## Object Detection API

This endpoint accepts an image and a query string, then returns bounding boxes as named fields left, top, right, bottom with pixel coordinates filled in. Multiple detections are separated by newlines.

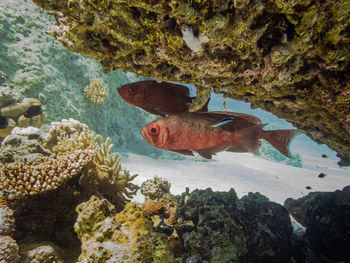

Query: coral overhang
left=32, top=0, right=350, bottom=164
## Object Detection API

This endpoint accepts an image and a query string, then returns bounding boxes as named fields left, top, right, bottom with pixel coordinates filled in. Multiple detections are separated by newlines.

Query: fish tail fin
left=261, top=129, right=298, bottom=157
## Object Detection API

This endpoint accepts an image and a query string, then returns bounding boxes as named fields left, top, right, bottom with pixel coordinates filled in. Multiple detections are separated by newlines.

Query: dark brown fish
left=141, top=111, right=298, bottom=159
left=24, top=105, right=42, bottom=118
left=0, top=115, right=8, bottom=129
left=117, top=80, right=208, bottom=116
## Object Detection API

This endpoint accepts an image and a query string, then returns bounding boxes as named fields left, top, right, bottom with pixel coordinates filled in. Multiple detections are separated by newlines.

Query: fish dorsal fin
left=161, top=81, right=190, bottom=97
left=209, top=117, right=235, bottom=127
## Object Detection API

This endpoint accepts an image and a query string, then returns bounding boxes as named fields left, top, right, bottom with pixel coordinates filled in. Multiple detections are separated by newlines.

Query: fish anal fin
left=196, top=140, right=232, bottom=159
left=261, top=129, right=298, bottom=157
left=171, top=149, right=194, bottom=156
left=196, top=150, right=213, bottom=159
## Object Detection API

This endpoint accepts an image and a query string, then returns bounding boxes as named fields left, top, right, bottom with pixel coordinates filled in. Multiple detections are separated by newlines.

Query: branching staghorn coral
left=81, top=137, right=139, bottom=211
left=83, top=78, right=108, bottom=104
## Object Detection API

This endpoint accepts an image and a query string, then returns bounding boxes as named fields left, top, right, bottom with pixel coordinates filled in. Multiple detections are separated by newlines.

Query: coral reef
left=0, top=127, right=51, bottom=164
left=80, top=137, right=139, bottom=211
left=141, top=176, right=171, bottom=200
left=0, top=148, right=93, bottom=199
left=0, top=81, right=45, bottom=138
left=0, top=119, right=141, bottom=262
left=0, top=204, right=15, bottom=236
left=43, top=118, right=98, bottom=151
left=0, top=235, right=20, bottom=263
left=20, top=242, right=65, bottom=263
left=175, top=188, right=293, bottom=262
left=74, top=195, right=173, bottom=262
left=284, top=186, right=350, bottom=262
left=0, top=0, right=171, bottom=158
left=0, top=96, right=46, bottom=133
left=83, top=78, right=109, bottom=104
left=31, top=0, right=350, bottom=164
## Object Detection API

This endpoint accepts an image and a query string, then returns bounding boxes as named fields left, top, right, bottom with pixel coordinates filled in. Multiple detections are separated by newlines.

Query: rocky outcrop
left=284, top=186, right=350, bottom=262
left=30, top=0, right=350, bottom=164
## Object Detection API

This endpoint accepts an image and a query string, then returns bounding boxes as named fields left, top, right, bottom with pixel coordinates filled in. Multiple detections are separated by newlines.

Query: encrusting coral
left=31, top=0, right=350, bottom=164
left=74, top=195, right=173, bottom=263
left=83, top=78, right=109, bottom=104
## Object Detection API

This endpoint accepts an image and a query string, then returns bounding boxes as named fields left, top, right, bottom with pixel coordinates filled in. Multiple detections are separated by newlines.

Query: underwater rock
left=141, top=176, right=171, bottom=200
left=0, top=204, right=15, bottom=237
left=175, top=188, right=293, bottom=262
left=141, top=199, right=164, bottom=216
left=0, top=127, right=51, bottom=164
left=31, top=0, right=350, bottom=164
left=284, top=186, right=350, bottom=262
left=74, top=196, right=174, bottom=262
left=0, top=86, right=21, bottom=109
left=0, top=71, right=6, bottom=85
left=20, top=242, right=65, bottom=263
left=0, top=235, right=20, bottom=263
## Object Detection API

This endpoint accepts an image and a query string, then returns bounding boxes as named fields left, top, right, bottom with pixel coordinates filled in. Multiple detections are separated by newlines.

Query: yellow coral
left=0, top=149, right=94, bottom=198
left=83, top=78, right=109, bottom=104
left=81, top=137, right=139, bottom=211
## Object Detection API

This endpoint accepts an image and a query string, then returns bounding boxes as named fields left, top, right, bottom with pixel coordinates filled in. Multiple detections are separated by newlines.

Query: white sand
left=122, top=152, right=350, bottom=205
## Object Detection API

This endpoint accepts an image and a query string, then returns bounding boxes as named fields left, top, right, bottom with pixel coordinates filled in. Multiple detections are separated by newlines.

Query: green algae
left=32, top=0, right=350, bottom=164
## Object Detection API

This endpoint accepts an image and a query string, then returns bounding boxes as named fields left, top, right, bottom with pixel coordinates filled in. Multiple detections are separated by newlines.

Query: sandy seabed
left=122, top=151, right=350, bottom=205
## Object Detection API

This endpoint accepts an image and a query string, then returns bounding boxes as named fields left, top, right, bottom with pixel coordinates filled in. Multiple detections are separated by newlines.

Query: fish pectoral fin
left=196, top=141, right=232, bottom=159
left=171, top=149, right=194, bottom=156
left=209, top=117, right=235, bottom=128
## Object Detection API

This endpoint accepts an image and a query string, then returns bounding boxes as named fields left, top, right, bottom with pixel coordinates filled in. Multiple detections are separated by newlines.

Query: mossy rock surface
left=32, top=0, right=350, bottom=164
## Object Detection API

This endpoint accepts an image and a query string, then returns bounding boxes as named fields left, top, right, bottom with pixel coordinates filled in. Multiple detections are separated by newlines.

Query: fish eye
left=129, top=87, right=136, bottom=94
left=149, top=126, right=160, bottom=135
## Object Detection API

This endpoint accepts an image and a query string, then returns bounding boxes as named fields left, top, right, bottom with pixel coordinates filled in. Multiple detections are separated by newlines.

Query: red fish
left=140, top=111, right=298, bottom=159
left=117, top=80, right=208, bottom=117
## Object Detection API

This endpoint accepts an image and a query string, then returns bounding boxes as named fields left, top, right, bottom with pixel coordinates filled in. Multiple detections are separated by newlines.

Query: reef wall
left=30, top=0, right=350, bottom=164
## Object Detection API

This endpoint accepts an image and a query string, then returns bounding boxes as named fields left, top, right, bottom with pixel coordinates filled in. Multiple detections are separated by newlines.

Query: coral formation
left=175, top=188, right=293, bottom=262
left=74, top=195, right=173, bottom=262
left=0, top=127, right=51, bottom=164
left=0, top=235, right=20, bottom=263
left=83, top=78, right=109, bottom=104
left=284, top=186, right=350, bottom=262
left=32, top=0, right=350, bottom=163
left=0, top=148, right=94, bottom=199
left=80, top=137, right=139, bottom=211
left=0, top=204, right=15, bottom=236
left=0, top=84, right=46, bottom=138
left=43, top=118, right=98, bottom=151
left=20, top=243, right=65, bottom=263
left=141, top=176, right=171, bottom=200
